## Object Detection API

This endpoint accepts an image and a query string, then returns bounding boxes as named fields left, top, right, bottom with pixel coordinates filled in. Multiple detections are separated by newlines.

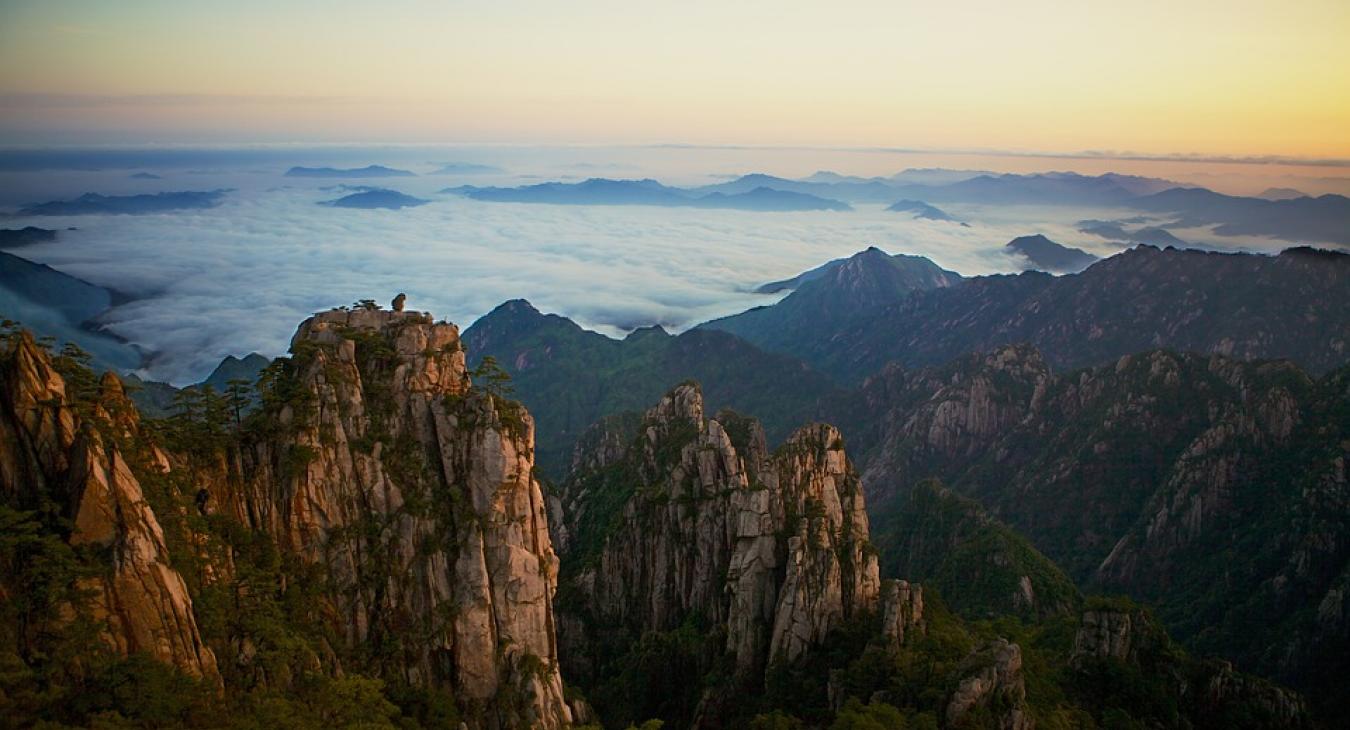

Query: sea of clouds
left=0, top=147, right=1305, bottom=385
left=11, top=185, right=1101, bottom=383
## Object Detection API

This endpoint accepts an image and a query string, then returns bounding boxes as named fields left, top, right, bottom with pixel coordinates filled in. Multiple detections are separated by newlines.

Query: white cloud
left=6, top=179, right=1292, bottom=385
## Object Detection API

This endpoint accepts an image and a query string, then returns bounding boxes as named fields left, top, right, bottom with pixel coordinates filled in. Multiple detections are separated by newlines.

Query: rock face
left=214, top=307, right=571, bottom=728
left=945, top=639, right=1032, bottom=730
left=1069, top=607, right=1144, bottom=663
left=838, top=343, right=1350, bottom=702
left=0, top=308, right=576, bottom=729
left=555, top=383, right=880, bottom=719
left=879, top=579, right=924, bottom=649
left=1068, top=604, right=1313, bottom=728
left=0, top=333, right=219, bottom=681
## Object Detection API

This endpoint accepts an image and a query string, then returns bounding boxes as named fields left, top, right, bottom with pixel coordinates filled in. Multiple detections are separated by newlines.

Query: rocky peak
left=171, top=305, right=570, bottom=728
left=946, top=638, right=1032, bottom=730
left=555, top=383, right=880, bottom=721
left=0, top=333, right=219, bottom=682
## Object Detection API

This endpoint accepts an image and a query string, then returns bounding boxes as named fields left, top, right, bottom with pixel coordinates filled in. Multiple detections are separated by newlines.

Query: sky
left=2, top=0, right=1348, bottom=159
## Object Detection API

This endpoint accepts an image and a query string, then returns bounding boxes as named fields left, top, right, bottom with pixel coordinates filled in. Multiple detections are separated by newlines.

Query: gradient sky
left=1, top=0, right=1348, bottom=158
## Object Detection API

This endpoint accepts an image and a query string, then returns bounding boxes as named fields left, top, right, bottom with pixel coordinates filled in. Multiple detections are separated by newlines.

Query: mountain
left=706, top=245, right=1350, bottom=384
left=886, top=199, right=960, bottom=221
left=908, top=171, right=1183, bottom=206
left=128, top=171, right=162, bottom=179
left=0, top=306, right=1324, bottom=729
left=1004, top=233, right=1099, bottom=272
left=828, top=343, right=1350, bottom=715
left=550, top=381, right=1314, bottom=728
left=0, top=226, right=57, bottom=248
left=552, top=384, right=881, bottom=727
left=14, top=190, right=228, bottom=215
left=283, top=164, right=415, bottom=178
left=1131, top=188, right=1350, bottom=245
left=1259, top=187, right=1308, bottom=200
left=875, top=480, right=1082, bottom=622
left=322, top=188, right=428, bottom=209
left=0, top=307, right=575, bottom=728
left=126, top=352, right=272, bottom=418
left=701, top=247, right=962, bottom=359
left=429, top=162, right=504, bottom=175
left=449, top=177, right=851, bottom=211
left=1078, top=220, right=1188, bottom=246
left=689, top=185, right=851, bottom=211
left=693, top=172, right=906, bottom=203
left=0, top=249, right=139, bottom=370
left=461, top=299, right=840, bottom=478
left=201, top=352, right=270, bottom=390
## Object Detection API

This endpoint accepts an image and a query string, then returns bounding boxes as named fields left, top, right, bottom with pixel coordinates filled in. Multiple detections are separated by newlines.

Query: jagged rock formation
left=878, top=579, right=924, bottom=649
left=214, top=307, right=571, bottom=728
left=1068, top=602, right=1313, bottom=728
left=834, top=342, right=1350, bottom=710
left=0, top=333, right=219, bottom=681
left=1072, top=607, right=1151, bottom=665
left=945, top=638, right=1032, bottom=730
left=554, top=383, right=879, bottom=725
left=0, top=307, right=576, bottom=729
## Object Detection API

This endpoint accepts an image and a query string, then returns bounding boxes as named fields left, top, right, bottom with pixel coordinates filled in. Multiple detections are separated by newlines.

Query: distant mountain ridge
left=448, top=177, right=851, bottom=211
left=703, top=244, right=1350, bottom=383
left=14, top=190, right=228, bottom=215
left=461, top=299, right=840, bottom=477
left=284, top=164, right=415, bottom=178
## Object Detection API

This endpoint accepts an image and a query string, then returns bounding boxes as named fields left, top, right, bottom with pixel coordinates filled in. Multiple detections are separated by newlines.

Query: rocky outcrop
left=212, top=307, right=571, bottom=729
left=556, top=383, right=880, bottom=715
left=837, top=344, right=1350, bottom=704
left=879, top=579, right=924, bottom=649
left=1071, top=607, right=1154, bottom=665
left=0, top=333, right=219, bottom=682
left=946, top=639, right=1032, bottom=730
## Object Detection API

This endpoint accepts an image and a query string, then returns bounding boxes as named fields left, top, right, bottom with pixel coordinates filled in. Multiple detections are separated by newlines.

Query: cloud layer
left=5, top=172, right=1297, bottom=385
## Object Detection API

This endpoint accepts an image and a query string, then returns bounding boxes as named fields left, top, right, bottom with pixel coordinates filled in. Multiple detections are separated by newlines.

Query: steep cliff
left=215, top=307, right=571, bottom=728
left=0, top=332, right=219, bottom=682
left=0, top=308, right=574, bottom=728
left=553, top=383, right=879, bottom=727
left=835, top=344, right=1350, bottom=711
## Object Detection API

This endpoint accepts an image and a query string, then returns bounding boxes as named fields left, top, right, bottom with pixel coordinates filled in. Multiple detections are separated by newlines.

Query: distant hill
left=128, top=172, right=162, bottom=180
left=460, top=299, right=840, bottom=478
left=126, top=352, right=271, bottom=417
left=702, top=245, right=1350, bottom=383
left=284, top=165, right=415, bottom=178
left=15, top=190, right=228, bottom=215
left=1130, top=188, right=1350, bottom=245
left=886, top=199, right=960, bottom=221
left=1077, top=220, right=1187, bottom=247
left=1258, top=186, right=1307, bottom=200
left=0, top=250, right=139, bottom=370
left=1005, top=234, right=1099, bottom=272
left=322, top=189, right=428, bottom=209
left=0, top=226, right=58, bottom=248
left=449, top=178, right=851, bottom=211
left=429, top=162, right=504, bottom=175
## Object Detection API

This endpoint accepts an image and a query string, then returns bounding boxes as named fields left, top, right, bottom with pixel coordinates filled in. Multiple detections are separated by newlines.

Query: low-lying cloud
left=4, top=182, right=1288, bottom=385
